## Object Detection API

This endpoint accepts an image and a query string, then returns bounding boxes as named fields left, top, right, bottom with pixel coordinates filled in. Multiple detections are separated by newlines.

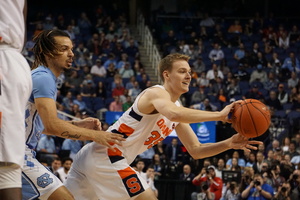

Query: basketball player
left=65, top=53, right=263, bottom=200
left=0, top=1, right=32, bottom=199
left=22, top=29, right=124, bottom=200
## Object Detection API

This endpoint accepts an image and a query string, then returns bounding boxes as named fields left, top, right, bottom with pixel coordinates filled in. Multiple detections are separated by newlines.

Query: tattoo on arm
left=61, top=131, right=81, bottom=139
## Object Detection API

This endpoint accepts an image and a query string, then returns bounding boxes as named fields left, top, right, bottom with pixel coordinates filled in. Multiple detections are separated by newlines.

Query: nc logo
left=37, top=173, right=53, bottom=188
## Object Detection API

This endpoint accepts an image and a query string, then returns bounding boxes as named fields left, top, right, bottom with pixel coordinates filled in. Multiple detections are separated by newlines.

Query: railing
left=137, top=10, right=161, bottom=83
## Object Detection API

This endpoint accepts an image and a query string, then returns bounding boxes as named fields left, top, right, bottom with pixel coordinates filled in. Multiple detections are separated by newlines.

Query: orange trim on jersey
left=117, top=167, right=136, bottom=179
left=107, top=147, right=122, bottom=157
left=119, top=123, right=135, bottom=137
left=0, top=112, right=2, bottom=128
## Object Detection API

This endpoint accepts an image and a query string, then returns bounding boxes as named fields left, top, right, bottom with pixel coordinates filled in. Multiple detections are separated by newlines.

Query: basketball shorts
left=65, top=142, right=150, bottom=200
left=0, top=163, right=21, bottom=189
left=22, top=148, right=63, bottom=200
left=0, top=46, right=32, bottom=189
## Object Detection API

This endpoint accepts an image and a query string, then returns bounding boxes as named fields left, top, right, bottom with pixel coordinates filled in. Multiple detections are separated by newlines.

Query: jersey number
left=144, top=131, right=164, bottom=149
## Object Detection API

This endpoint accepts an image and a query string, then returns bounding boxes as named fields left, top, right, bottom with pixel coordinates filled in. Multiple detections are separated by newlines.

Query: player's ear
left=163, top=70, right=169, bottom=80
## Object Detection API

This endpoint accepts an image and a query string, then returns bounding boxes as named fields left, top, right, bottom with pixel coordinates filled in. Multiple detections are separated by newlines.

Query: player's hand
left=74, top=117, right=102, bottom=130
left=219, top=100, right=243, bottom=123
left=229, top=133, right=263, bottom=152
left=93, top=131, right=125, bottom=151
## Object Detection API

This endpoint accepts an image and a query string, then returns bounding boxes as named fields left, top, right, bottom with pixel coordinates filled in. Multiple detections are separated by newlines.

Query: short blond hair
left=158, top=53, right=190, bottom=82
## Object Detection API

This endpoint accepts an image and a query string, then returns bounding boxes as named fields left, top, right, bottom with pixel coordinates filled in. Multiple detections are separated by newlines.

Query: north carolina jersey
left=0, top=0, right=25, bottom=51
left=25, top=66, right=57, bottom=150
left=106, top=85, right=180, bottom=164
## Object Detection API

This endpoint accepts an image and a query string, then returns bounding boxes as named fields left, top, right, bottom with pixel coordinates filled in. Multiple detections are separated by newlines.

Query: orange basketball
left=231, top=99, right=271, bottom=138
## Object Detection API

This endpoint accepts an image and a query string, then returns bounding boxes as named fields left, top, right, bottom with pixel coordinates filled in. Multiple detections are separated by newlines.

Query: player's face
left=51, top=36, right=74, bottom=71
left=166, top=60, right=191, bottom=94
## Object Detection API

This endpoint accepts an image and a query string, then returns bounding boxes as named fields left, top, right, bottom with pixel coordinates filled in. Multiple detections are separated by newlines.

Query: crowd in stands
left=23, top=2, right=300, bottom=199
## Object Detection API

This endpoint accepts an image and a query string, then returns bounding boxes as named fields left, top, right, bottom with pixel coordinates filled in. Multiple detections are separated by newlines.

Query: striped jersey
left=106, top=85, right=180, bottom=164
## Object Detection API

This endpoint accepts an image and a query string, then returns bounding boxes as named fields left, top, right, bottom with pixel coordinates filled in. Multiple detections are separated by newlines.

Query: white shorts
left=0, top=163, right=21, bottom=189
left=64, top=143, right=150, bottom=200
left=0, top=46, right=32, bottom=167
left=22, top=148, right=63, bottom=200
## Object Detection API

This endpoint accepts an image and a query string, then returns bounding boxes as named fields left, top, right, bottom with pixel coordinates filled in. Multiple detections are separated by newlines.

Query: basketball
left=231, top=99, right=271, bottom=138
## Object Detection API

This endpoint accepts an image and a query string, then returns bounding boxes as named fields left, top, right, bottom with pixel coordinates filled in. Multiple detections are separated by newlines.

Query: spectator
left=138, top=148, right=156, bottom=169
left=61, top=139, right=83, bottom=160
left=192, top=57, right=206, bottom=75
left=241, top=173, right=274, bottom=200
left=234, top=63, right=250, bottom=81
left=151, top=153, right=165, bottom=180
left=264, top=71, right=279, bottom=91
left=179, top=164, right=195, bottom=182
left=265, top=90, right=283, bottom=111
left=288, top=71, right=299, bottom=89
left=199, top=12, right=215, bottom=27
left=90, top=59, right=106, bottom=78
left=190, top=86, right=207, bottom=105
left=246, top=152, right=257, bottom=167
left=109, top=96, right=123, bottom=112
left=289, top=25, right=300, bottom=44
left=95, top=81, right=107, bottom=100
left=37, top=135, right=57, bottom=164
left=206, top=63, right=224, bottom=81
left=286, top=141, right=300, bottom=159
left=62, top=91, right=74, bottom=113
left=277, top=83, right=289, bottom=104
left=244, top=84, right=265, bottom=101
left=190, top=98, right=218, bottom=111
left=215, top=158, right=225, bottom=178
left=226, top=151, right=246, bottom=170
left=192, top=165, right=223, bottom=200
left=128, top=81, right=141, bottom=101
left=49, top=158, right=62, bottom=174
left=196, top=71, right=210, bottom=88
left=80, top=80, right=96, bottom=97
left=55, top=157, right=73, bottom=183
left=208, top=43, right=225, bottom=63
left=165, top=138, right=183, bottom=165
left=119, top=62, right=134, bottom=78
left=282, top=52, right=300, bottom=74
left=141, top=165, right=158, bottom=198
left=122, top=95, right=133, bottom=111
left=103, top=53, right=118, bottom=69
left=63, top=70, right=84, bottom=95
left=249, top=64, right=268, bottom=84
left=278, top=32, right=290, bottom=50
left=267, top=52, right=282, bottom=77
left=234, top=42, right=246, bottom=61
left=73, top=94, right=93, bottom=114
left=273, top=182, right=291, bottom=200
left=252, top=152, right=266, bottom=174
left=222, top=181, right=240, bottom=200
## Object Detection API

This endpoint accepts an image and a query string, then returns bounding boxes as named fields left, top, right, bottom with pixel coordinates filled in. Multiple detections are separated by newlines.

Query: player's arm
left=140, top=87, right=234, bottom=123
left=175, top=123, right=262, bottom=160
left=35, top=97, right=124, bottom=148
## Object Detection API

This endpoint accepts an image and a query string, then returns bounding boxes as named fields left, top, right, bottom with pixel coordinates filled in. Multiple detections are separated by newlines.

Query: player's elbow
left=189, top=148, right=205, bottom=160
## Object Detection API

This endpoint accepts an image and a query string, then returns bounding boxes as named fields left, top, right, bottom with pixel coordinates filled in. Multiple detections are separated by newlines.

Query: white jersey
left=106, top=85, right=180, bottom=164
left=65, top=85, right=181, bottom=199
left=0, top=0, right=25, bottom=51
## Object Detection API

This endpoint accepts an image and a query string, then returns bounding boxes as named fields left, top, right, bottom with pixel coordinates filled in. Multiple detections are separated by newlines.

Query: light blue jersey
left=22, top=66, right=63, bottom=200
left=25, top=66, right=57, bottom=150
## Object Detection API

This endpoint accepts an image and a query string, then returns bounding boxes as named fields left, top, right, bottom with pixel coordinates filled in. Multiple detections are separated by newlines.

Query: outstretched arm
left=176, top=123, right=262, bottom=160
left=37, top=97, right=124, bottom=150
left=139, top=87, right=238, bottom=124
